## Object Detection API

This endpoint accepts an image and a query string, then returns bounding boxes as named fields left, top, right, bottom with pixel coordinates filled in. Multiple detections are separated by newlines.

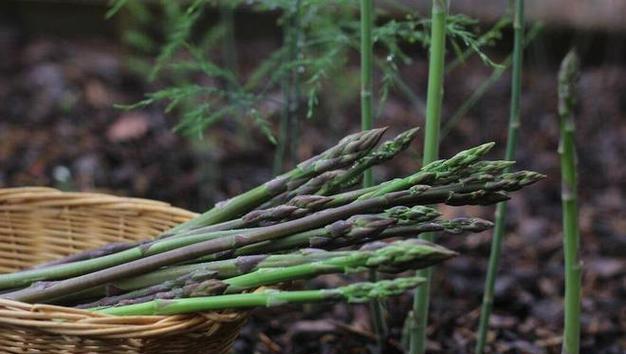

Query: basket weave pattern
left=0, top=187, right=247, bottom=354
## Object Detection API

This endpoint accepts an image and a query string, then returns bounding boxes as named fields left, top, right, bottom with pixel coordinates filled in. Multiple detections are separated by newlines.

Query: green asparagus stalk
left=159, top=158, right=519, bottom=248
left=82, top=240, right=456, bottom=308
left=476, top=1, right=525, bottom=352
left=94, top=276, right=426, bottom=316
left=76, top=267, right=224, bottom=308
left=319, top=217, right=494, bottom=251
left=0, top=170, right=542, bottom=302
left=172, top=127, right=387, bottom=231
left=558, top=50, right=581, bottom=354
left=412, top=2, right=449, bottom=352
left=234, top=207, right=439, bottom=256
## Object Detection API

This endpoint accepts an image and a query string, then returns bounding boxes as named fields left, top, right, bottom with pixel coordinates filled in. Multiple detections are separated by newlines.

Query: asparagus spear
left=558, top=50, right=582, bottom=354
left=173, top=127, right=388, bottom=232
left=79, top=239, right=455, bottom=308
left=321, top=218, right=494, bottom=251
left=194, top=215, right=490, bottom=263
left=94, top=276, right=426, bottom=316
left=233, top=206, right=440, bottom=255
left=1, top=171, right=542, bottom=302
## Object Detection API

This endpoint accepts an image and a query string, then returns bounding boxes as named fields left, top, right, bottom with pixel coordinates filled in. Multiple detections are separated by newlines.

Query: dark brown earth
left=0, top=26, right=624, bottom=354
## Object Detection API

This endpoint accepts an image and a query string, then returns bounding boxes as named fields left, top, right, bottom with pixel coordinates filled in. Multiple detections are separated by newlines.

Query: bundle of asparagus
left=0, top=127, right=543, bottom=316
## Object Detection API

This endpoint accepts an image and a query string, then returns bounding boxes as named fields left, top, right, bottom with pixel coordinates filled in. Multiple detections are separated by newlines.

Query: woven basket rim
left=0, top=187, right=247, bottom=339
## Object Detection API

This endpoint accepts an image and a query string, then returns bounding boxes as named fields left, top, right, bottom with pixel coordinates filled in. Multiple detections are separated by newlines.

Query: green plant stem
left=475, top=2, right=524, bottom=352
left=411, top=2, right=447, bottom=353
left=363, top=1, right=392, bottom=339
left=94, top=277, right=426, bottom=316
left=558, top=50, right=581, bottom=354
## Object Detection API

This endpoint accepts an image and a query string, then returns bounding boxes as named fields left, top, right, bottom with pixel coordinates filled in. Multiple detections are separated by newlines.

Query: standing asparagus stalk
left=94, top=276, right=426, bottom=316
left=362, top=0, right=393, bottom=338
left=0, top=170, right=543, bottom=302
left=81, top=240, right=456, bottom=308
left=476, top=1, right=525, bottom=352
left=558, top=50, right=581, bottom=354
left=411, top=1, right=448, bottom=353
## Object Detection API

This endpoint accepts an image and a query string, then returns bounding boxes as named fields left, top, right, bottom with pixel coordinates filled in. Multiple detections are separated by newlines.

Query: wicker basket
left=0, top=187, right=248, bottom=354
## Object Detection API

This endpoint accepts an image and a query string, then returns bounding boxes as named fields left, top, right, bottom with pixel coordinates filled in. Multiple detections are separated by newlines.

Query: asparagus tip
left=338, top=276, right=425, bottom=303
